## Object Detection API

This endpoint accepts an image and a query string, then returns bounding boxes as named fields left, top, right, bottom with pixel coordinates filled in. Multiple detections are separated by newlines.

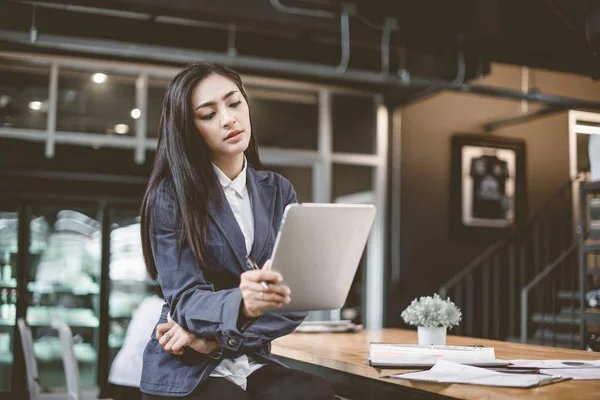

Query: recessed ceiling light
left=92, top=73, right=108, bottom=83
left=114, top=124, right=129, bottom=134
left=130, top=108, right=141, bottom=119
left=28, top=101, right=43, bottom=111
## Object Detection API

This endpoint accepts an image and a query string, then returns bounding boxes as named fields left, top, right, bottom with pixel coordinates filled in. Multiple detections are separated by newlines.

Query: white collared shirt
left=209, top=158, right=264, bottom=390
left=212, top=159, right=254, bottom=254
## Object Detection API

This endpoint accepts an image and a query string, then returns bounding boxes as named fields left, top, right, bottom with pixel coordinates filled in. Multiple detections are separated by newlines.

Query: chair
left=57, top=324, right=84, bottom=400
left=17, top=318, right=67, bottom=400
left=57, top=324, right=101, bottom=400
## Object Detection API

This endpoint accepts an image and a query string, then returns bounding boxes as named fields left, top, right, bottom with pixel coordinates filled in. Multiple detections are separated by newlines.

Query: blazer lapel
left=247, top=166, right=275, bottom=263
left=208, top=192, right=247, bottom=272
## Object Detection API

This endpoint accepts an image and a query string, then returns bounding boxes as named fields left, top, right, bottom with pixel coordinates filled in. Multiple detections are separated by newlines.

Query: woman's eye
left=230, top=101, right=242, bottom=108
left=200, top=112, right=215, bottom=121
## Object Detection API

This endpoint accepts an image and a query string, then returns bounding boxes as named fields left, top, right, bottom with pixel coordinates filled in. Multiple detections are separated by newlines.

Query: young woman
left=139, top=62, right=335, bottom=400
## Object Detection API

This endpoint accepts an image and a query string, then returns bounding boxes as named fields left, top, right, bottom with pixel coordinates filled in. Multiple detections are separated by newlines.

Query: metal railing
left=521, top=242, right=579, bottom=347
left=440, top=177, right=578, bottom=342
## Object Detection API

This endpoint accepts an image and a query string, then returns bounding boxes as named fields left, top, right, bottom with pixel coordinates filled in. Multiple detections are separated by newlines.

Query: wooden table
left=272, top=329, right=600, bottom=400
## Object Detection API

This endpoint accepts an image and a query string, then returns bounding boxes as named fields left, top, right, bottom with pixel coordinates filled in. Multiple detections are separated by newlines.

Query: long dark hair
left=141, top=61, right=262, bottom=281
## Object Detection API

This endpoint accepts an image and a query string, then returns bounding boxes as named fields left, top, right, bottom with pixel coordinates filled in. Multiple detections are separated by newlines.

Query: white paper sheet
left=542, top=368, right=600, bottom=380
left=368, top=343, right=503, bottom=367
left=509, top=360, right=600, bottom=369
left=392, top=360, right=563, bottom=388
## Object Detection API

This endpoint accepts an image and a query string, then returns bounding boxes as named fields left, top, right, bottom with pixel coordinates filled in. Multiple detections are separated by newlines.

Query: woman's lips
left=224, top=129, right=243, bottom=142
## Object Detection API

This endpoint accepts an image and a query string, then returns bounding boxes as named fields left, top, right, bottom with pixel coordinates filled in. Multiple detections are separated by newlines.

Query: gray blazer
left=140, top=166, right=307, bottom=396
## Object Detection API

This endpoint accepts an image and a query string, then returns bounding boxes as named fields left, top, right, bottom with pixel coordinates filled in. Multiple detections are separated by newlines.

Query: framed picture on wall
left=450, top=134, right=527, bottom=240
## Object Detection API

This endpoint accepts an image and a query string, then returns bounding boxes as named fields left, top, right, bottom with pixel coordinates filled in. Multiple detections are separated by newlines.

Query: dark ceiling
left=1, top=0, right=600, bottom=104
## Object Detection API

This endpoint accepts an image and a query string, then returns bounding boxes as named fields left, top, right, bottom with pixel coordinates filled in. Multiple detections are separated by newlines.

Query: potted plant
left=401, top=293, right=462, bottom=345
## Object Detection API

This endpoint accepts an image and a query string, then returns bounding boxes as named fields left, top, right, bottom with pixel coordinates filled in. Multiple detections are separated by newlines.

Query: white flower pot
left=418, top=326, right=446, bottom=346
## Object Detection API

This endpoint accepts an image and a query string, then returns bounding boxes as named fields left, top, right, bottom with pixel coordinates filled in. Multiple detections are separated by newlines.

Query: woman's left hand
left=156, top=313, right=221, bottom=355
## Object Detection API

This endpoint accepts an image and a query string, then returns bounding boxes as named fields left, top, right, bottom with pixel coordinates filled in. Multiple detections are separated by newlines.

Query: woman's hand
left=239, top=260, right=291, bottom=318
left=156, top=313, right=221, bottom=355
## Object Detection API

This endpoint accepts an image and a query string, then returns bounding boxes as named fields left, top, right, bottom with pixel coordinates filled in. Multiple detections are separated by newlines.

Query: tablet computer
left=266, top=203, right=376, bottom=313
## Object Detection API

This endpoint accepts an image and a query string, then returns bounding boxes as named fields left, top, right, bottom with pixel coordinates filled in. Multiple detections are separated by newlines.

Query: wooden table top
left=272, top=328, right=600, bottom=400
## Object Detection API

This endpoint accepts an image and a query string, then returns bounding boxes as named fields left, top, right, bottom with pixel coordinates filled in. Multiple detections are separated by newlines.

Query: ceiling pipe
left=451, top=44, right=466, bottom=87
left=29, top=4, right=37, bottom=43
left=482, top=106, right=566, bottom=132
left=18, top=1, right=297, bottom=38
left=270, top=0, right=404, bottom=70
left=336, top=5, right=351, bottom=73
left=380, top=17, right=398, bottom=76
left=20, top=0, right=151, bottom=20
left=270, top=0, right=355, bottom=73
left=521, top=66, right=529, bottom=114
left=270, top=0, right=397, bottom=34
left=3, top=29, right=600, bottom=110
left=399, top=35, right=466, bottom=89
left=269, top=0, right=337, bottom=19
left=227, top=23, right=237, bottom=58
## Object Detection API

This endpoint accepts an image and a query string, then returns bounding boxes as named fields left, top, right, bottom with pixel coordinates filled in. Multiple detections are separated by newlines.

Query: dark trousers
left=108, top=383, right=142, bottom=400
left=142, top=365, right=335, bottom=400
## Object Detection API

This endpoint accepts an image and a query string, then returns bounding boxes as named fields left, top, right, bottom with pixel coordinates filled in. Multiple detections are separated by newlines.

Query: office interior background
left=1, top=0, right=600, bottom=397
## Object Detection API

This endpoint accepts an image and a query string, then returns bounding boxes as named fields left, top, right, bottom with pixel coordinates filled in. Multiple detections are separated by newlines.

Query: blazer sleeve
left=151, top=184, right=246, bottom=356
left=242, top=179, right=308, bottom=348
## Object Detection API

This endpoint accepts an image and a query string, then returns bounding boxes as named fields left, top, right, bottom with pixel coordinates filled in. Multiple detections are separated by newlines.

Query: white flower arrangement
left=401, top=293, right=462, bottom=329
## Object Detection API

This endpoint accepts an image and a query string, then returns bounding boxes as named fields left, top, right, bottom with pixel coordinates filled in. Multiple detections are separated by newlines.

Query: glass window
left=248, top=88, right=318, bottom=150
left=0, top=209, right=17, bottom=392
left=57, top=69, right=137, bottom=136
left=147, top=83, right=319, bottom=149
left=108, top=209, right=157, bottom=367
left=333, top=164, right=374, bottom=325
left=332, top=94, right=376, bottom=154
left=0, top=58, right=50, bottom=130
left=332, top=164, right=373, bottom=201
left=265, top=165, right=313, bottom=203
left=577, top=132, right=590, bottom=174
left=147, top=79, right=169, bottom=138
left=27, top=206, right=101, bottom=389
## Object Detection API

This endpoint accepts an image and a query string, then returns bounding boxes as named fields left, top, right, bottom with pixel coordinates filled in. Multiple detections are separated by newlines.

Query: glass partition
left=0, top=210, right=18, bottom=392
left=266, top=165, right=313, bottom=203
left=57, top=69, right=137, bottom=136
left=108, top=209, right=157, bottom=366
left=26, top=206, right=101, bottom=389
left=0, top=58, right=50, bottom=130
left=333, top=164, right=374, bottom=324
left=249, top=89, right=318, bottom=150
left=332, top=94, right=375, bottom=154
left=147, top=79, right=169, bottom=139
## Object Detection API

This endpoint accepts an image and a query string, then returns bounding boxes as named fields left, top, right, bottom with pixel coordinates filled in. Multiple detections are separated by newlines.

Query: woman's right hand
left=239, top=261, right=291, bottom=318
left=156, top=313, right=221, bottom=355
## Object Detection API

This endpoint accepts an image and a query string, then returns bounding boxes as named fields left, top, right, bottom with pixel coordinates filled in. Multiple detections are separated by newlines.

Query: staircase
left=440, top=176, right=583, bottom=349
left=513, top=243, right=581, bottom=349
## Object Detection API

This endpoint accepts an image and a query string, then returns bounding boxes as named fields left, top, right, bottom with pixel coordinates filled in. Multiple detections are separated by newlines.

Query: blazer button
left=227, top=338, right=237, bottom=347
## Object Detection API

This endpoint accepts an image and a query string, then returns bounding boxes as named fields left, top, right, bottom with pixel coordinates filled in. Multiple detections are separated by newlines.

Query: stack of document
left=368, top=343, right=510, bottom=368
left=295, top=320, right=362, bottom=333
left=391, top=360, right=566, bottom=388
left=508, top=360, right=600, bottom=380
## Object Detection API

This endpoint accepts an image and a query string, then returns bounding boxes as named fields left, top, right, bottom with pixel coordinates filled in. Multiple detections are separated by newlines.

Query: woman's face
left=191, top=73, right=251, bottom=159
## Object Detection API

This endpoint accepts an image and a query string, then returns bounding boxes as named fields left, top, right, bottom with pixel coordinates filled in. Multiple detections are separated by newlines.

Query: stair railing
left=440, top=176, right=579, bottom=341
left=520, top=242, right=579, bottom=347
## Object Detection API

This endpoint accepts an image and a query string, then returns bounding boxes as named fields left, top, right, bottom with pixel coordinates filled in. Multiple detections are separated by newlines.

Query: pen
left=247, top=257, right=270, bottom=291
